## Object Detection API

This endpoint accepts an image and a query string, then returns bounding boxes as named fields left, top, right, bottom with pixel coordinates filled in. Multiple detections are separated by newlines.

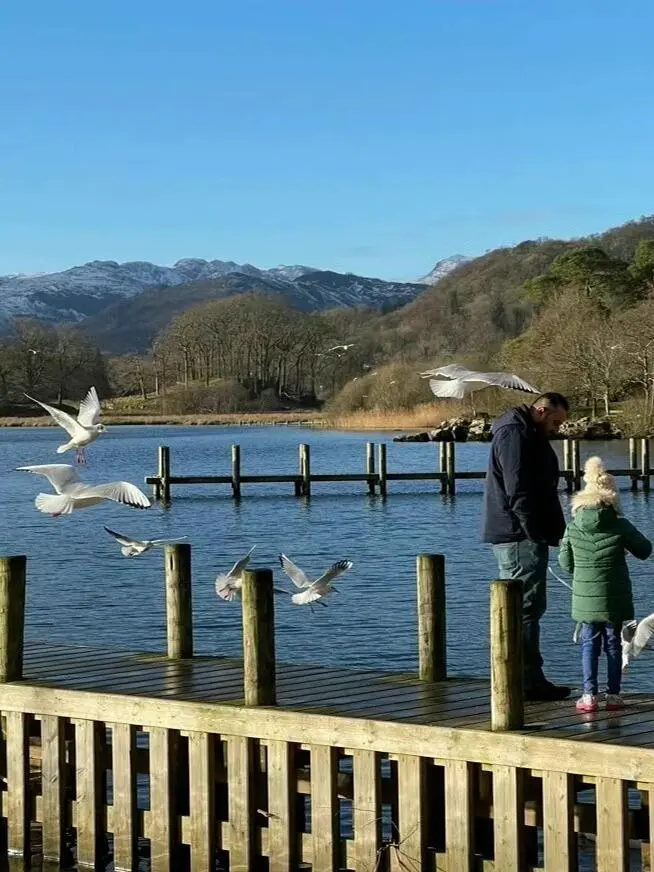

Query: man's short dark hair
left=531, top=392, right=570, bottom=412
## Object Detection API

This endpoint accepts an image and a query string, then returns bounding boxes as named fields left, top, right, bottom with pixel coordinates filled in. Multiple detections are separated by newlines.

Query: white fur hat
left=572, top=456, right=621, bottom=515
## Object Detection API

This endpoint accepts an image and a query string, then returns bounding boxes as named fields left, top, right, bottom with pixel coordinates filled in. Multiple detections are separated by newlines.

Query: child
left=558, top=456, right=652, bottom=712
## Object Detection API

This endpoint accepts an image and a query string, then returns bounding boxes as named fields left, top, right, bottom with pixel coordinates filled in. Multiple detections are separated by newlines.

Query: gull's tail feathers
left=35, top=493, right=74, bottom=515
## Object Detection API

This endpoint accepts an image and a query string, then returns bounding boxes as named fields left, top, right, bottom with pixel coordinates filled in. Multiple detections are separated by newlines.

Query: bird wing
left=77, top=386, right=102, bottom=426
left=632, top=613, right=654, bottom=656
left=279, top=553, right=311, bottom=588
left=104, top=526, right=142, bottom=548
left=463, top=371, right=540, bottom=393
left=17, top=463, right=81, bottom=493
left=227, top=545, right=256, bottom=578
left=429, top=378, right=467, bottom=399
left=315, top=559, right=354, bottom=586
left=24, top=393, right=86, bottom=438
left=215, top=574, right=241, bottom=601
left=420, top=363, right=474, bottom=380
left=80, top=481, right=151, bottom=509
left=149, top=537, right=188, bottom=546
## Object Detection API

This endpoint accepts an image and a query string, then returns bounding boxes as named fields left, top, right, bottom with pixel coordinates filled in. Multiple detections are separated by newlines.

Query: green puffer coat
left=558, top=505, right=652, bottom=624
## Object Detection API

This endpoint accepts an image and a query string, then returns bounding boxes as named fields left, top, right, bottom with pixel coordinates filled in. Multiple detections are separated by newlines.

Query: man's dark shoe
left=524, top=680, right=571, bottom=702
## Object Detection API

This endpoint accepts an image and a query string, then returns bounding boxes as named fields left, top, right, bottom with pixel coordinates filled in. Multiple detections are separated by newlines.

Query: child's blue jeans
left=579, top=621, right=621, bottom=695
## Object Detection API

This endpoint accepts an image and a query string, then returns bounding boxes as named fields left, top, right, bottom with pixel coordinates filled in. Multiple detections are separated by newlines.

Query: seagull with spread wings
left=17, top=464, right=150, bottom=516
left=279, top=553, right=353, bottom=610
left=24, top=386, right=106, bottom=464
left=621, top=613, right=654, bottom=670
left=104, top=527, right=186, bottom=557
left=419, top=363, right=540, bottom=414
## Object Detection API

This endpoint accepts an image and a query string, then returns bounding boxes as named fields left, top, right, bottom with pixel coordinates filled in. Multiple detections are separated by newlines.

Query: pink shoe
left=605, top=693, right=626, bottom=711
left=576, top=693, right=599, bottom=712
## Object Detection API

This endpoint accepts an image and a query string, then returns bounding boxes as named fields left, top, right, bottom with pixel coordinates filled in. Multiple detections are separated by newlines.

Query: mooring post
left=0, top=556, right=26, bottom=682
left=490, top=579, right=524, bottom=731
left=231, top=444, right=241, bottom=499
left=366, top=442, right=376, bottom=495
left=630, top=437, right=639, bottom=491
left=643, top=438, right=651, bottom=493
left=242, top=568, right=277, bottom=706
left=417, top=554, right=447, bottom=681
left=158, top=445, right=171, bottom=504
left=571, top=439, right=581, bottom=491
left=439, top=442, right=447, bottom=494
left=446, top=441, right=456, bottom=495
left=378, top=443, right=387, bottom=497
left=165, top=544, right=193, bottom=659
left=299, top=443, right=311, bottom=497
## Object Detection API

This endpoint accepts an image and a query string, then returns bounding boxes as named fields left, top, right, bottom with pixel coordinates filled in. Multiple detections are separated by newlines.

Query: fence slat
left=41, top=715, right=67, bottom=862
left=6, top=710, right=30, bottom=857
left=267, top=739, right=296, bottom=872
left=75, top=718, right=105, bottom=868
left=492, top=765, right=524, bottom=871
left=542, top=770, right=577, bottom=871
left=227, top=735, right=254, bottom=872
left=111, top=722, right=138, bottom=872
left=391, top=754, right=426, bottom=872
left=311, top=744, right=339, bottom=872
left=353, top=749, right=381, bottom=870
left=189, top=731, right=216, bottom=872
left=596, top=776, right=628, bottom=872
left=446, top=759, right=474, bottom=870
left=149, top=726, right=177, bottom=872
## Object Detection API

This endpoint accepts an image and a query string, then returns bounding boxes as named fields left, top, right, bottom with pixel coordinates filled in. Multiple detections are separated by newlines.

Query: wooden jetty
left=2, top=551, right=654, bottom=870
left=146, top=436, right=653, bottom=501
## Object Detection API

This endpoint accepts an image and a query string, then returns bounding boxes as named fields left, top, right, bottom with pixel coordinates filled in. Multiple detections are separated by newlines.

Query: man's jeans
left=579, top=622, right=621, bottom=695
left=492, top=540, right=549, bottom=691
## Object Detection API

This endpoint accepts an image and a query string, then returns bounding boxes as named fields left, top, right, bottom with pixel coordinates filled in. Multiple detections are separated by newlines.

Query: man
left=482, top=392, right=571, bottom=701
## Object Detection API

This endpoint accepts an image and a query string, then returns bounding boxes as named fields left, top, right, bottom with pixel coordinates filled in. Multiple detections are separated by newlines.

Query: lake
left=2, top=424, right=654, bottom=693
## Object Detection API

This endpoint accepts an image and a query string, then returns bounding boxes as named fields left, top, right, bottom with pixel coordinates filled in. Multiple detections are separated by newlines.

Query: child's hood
left=573, top=504, right=619, bottom=533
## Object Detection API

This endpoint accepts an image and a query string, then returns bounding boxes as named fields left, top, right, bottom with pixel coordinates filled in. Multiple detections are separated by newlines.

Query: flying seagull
left=279, top=553, right=353, bottom=610
left=621, top=613, right=654, bottom=670
left=419, top=363, right=540, bottom=414
left=214, top=546, right=286, bottom=601
left=17, top=464, right=150, bottom=516
left=24, top=386, right=106, bottom=464
left=104, top=526, right=187, bottom=557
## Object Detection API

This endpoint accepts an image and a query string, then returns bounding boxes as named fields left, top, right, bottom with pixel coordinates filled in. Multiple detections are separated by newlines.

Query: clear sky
left=1, top=0, right=653, bottom=281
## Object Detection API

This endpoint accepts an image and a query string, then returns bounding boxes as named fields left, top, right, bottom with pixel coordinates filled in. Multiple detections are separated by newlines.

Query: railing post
left=446, top=441, right=456, bottom=495
left=158, top=445, right=171, bottom=504
left=416, top=554, right=447, bottom=681
left=366, top=442, right=376, bottom=495
left=242, top=568, right=277, bottom=706
left=490, top=579, right=524, bottom=731
left=563, top=439, right=573, bottom=494
left=642, top=438, right=651, bottom=493
left=299, top=443, right=311, bottom=497
left=439, top=442, right=447, bottom=494
left=571, top=439, right=581, bottom=491
left=630, top=436, right=639, bottom=491
left=0, top=556, right=26, bottom=681
left=231, top=444, right=241, bottom=499
left=378, top=443, right=387, bottom=497
left=165, top=544, right=193, bottom=659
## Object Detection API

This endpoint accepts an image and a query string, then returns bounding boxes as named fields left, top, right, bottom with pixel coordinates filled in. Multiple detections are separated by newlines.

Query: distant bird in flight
left=24, top=386, right=106, bottom=464
left=215, top=546, right=257, bottom=601
left=420, top=363, right=539, bottom=414
left=104, top=527, right=187, bottom=557
left=279, top=553, right=353, bottom=611
left=17, top=464, right=150, bottom=516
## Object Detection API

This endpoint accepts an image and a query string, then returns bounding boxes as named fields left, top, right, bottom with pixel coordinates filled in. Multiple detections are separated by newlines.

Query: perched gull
left=419, top=363, right=540, bottom=414
left=17, top=464, right=150, bottom=516
left=104, top=526, right=187, bottom=557
left=621, top=613, right=654, bottom=670
left=279, top=553, right=353, bottom=610
left=24, top=386, right=106, bottom=464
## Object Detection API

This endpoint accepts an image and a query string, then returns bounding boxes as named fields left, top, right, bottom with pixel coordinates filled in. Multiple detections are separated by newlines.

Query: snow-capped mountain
left=417, top=254, right=469, bottom=284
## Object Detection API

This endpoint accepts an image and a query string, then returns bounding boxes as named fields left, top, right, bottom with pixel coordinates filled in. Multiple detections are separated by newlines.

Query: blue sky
left=1, top=0, right=653, bottom=281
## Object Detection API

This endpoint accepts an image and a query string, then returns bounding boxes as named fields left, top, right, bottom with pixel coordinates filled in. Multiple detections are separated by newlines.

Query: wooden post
left=231, top=444, right=241, bottom=499
left=366, top=442, right=376, bottom=495
left=158, top=445, right=171, bottom=504
left=378, top=443, right=387, bottom=497
left=571, top=439, right=581, bottom=491
left=439, top=442, right=447, bottom=494
left=242, top=569, right=276, bottom=706
left=630, top=437, right=639, bottom=491
left=490, top=579, right=524, bottom=731
left=416, top=554, right=447, bottom=681
left=446, top=440, right=456, bottom=495
left=299, top=443, right=311, bottom=497
left=642, top=438, right=651, bottom=493
left=0, top=556, right=26, bottom=682
left=165, top=544, right=193, bottom=659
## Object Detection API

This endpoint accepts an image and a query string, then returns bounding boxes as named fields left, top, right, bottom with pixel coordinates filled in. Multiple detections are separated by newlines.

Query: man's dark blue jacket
left=482, top=404, right=565, bottom=546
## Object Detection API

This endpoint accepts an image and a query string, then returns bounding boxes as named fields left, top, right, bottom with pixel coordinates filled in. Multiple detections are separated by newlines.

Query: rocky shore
left=393, top=415, right=624, bottom=443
